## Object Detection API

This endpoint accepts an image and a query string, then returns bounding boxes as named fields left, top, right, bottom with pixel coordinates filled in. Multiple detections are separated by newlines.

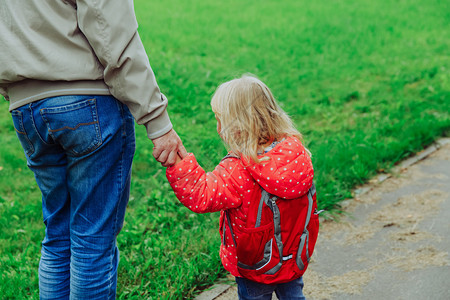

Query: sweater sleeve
left=166, top=154, right=243, bottom=213
left=75, top=0, right=172, bottom=139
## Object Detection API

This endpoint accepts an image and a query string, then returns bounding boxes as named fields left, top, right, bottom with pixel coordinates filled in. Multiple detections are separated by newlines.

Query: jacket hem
left=7, top=79, right=111, bottom=111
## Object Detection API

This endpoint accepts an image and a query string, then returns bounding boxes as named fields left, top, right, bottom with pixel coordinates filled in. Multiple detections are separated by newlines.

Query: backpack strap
left=260, top=190, right=284, bottom=275
left=304, top=183, right=315, bottom=230
left=224, top=210, right=237, bottom=247
left=221, top=153, right=240, bottom=162
left=296, top=183, right=316, bottom=270
left=255, top=188, right=270, bottom=228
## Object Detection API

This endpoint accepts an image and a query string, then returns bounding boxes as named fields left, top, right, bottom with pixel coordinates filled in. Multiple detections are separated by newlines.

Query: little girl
left=166, top=75, right=319, bottom=300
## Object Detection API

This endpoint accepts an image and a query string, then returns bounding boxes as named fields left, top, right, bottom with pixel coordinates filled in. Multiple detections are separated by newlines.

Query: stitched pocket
left=40, top=98, right=102, bottom=157
left=236, top=223, right=280, bottom=276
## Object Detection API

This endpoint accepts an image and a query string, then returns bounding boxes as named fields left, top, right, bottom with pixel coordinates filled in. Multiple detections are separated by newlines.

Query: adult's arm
left=75, top=0, right=171, bottom=140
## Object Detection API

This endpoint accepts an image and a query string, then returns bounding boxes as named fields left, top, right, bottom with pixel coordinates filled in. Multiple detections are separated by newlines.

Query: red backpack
left=224, top=184, right=320, bottom=284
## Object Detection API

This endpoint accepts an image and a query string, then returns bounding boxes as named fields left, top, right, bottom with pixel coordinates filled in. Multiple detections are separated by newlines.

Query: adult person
left=0, top=1, right=186, bottom=299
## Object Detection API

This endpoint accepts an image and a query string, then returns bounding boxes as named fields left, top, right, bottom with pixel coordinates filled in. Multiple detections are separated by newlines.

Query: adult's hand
left=151, top=129, right=188, bottom=167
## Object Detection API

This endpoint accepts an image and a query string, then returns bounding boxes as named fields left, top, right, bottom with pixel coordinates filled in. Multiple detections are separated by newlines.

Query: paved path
left=197, top=138, right=450, bottom=300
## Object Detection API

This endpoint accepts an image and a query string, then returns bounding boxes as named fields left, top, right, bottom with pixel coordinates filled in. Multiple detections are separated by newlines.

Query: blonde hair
left=211, top=75, right=304, bottom=163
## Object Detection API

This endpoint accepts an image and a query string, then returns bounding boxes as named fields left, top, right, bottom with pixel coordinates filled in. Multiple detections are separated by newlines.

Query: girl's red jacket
left=166, top=136, right=316, bottom=283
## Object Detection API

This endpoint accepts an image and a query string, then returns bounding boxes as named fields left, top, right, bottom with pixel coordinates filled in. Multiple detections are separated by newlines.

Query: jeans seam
left=107, top=241, right=116, bottom=298
left=108, top=102, right=126, bottom=298
left=12, top=108, right=35, bottom=156
left=90, top=98, right=103, bottom=156
left=29, top=103, right=53, bottom=146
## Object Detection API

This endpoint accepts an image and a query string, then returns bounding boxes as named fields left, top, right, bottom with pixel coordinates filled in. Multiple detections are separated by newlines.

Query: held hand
left=174, top=153, right=183, bottom=165
left=151, top=129, right=187, bottom=167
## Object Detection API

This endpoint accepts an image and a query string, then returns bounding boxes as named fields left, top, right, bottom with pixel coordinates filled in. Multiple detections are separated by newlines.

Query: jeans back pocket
left=40, top=98, right=102, bottom=157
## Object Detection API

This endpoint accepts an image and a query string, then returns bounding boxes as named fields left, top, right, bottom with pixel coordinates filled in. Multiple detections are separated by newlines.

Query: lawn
left=0, top=0, right=449, bottom=298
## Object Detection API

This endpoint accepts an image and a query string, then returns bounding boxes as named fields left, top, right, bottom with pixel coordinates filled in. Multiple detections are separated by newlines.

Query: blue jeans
left=11, top=95, right=135, bottom=299
left=236, top=277, right=306, bottom=300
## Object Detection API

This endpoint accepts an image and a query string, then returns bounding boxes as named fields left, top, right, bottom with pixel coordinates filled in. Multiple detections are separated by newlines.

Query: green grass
left=1, top=0, right=449, bottom=298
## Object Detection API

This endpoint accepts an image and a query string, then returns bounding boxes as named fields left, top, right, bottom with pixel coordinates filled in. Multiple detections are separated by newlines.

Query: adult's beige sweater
left=0, top=0, right=171, bottom=139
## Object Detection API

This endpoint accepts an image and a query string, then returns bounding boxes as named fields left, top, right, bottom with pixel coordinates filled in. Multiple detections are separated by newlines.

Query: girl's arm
left=166, top=154, right=243, bottom=213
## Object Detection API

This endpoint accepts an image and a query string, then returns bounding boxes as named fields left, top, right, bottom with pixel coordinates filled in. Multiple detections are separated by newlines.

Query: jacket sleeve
left=75, top=0, right=172, bottom=139
left=0, top=88, right=6, bottom=100
left=166, top=154, right=243, bottom=213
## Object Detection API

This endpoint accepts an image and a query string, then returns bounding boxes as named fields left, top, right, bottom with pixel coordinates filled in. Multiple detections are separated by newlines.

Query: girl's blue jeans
left=11, top=95, right=136, bottom=299
left=236, top=276, right=306, bottom=300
